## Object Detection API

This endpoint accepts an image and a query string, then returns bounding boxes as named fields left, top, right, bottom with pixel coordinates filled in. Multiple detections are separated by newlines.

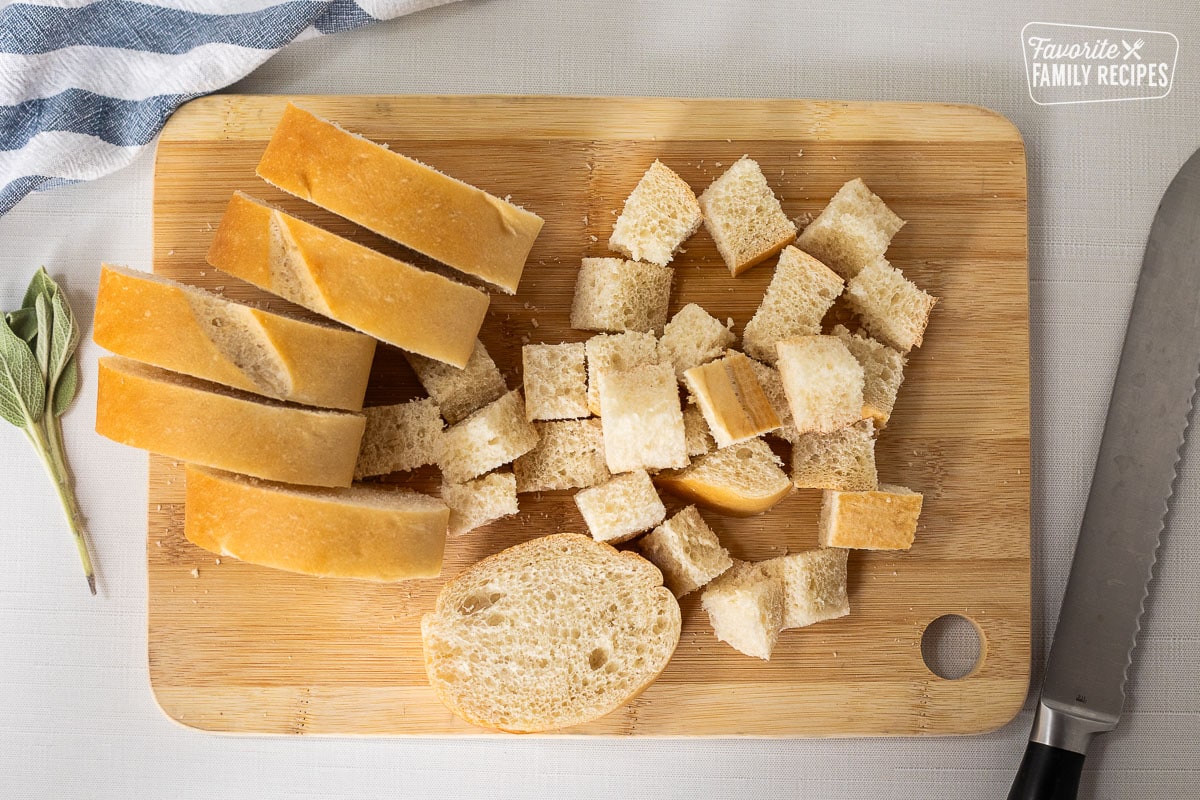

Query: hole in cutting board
left=921, top=614, right=983, bottom=680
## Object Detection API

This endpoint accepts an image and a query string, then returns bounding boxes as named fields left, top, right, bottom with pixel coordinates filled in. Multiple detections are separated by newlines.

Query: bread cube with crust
left=844, top=258, right=936, bottom=353
left=831, top=325, right=906, bottom=427
left=818, top=484, right=923, bottom=550
left=743, top=246, right=844, bottom=364
left=655, top=437, right=792, bottom=517
left=608, top=160, right=703, bottom=267
left=684, top=351, right=781, bottom=448
left=698, top=157, right=796, bottom=276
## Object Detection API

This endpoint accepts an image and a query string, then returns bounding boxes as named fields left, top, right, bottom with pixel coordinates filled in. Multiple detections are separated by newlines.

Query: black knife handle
left=1007, top=741, right=1085, bottom=800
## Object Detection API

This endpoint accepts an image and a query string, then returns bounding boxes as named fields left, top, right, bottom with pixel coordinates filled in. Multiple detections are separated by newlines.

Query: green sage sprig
left=1, top=268, right=93, bottom=594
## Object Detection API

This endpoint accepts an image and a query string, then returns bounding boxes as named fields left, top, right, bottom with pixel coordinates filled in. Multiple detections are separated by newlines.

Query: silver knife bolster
left=1029, top=697, right=1120, bottom=754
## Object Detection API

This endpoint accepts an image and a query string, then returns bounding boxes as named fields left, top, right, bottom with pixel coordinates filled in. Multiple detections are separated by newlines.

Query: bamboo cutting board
left=148, top=95, right=1029, bottom=736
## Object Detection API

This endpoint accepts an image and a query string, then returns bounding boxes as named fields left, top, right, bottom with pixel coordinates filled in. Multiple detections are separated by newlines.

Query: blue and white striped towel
left=0, top=0, right=458, bottom=216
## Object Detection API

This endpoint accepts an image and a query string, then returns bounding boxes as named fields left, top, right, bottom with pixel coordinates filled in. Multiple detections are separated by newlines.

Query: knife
left=1008, top=146, right=1200, bottom=800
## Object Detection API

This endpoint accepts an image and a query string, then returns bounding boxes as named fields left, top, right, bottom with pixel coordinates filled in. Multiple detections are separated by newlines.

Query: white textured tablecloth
left=2, top=1, right=1198, bottom=797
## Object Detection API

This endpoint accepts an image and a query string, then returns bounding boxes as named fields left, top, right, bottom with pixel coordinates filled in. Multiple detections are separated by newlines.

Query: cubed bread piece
left=512, top=419, right=611, bottom=492
left=684, top=351, right=781, bottom=448
left=570, top=257, right=673, bottom=334
left=844, top=258, right=937, bottom=352
left=354, top=398, right=444, bottom=479
left=406, top=340, right=507, bottom=424
left=638, top=505, right=732, bottom=597
left=761, top=548, right=850, bottom=629
left=437, top=390, right=540, bottom=484
left=574, top=469, right=666, bottom=544
left=775, top=335, right=864, bottom=435
left=831, top=325, right=907, bottom=427
left=659, top=303, right=736, bottom=381
left=747, top=358, right=797, bottom=441
left=700, top=560, right=784, bottom=660
left=698, top=157, right=796, bottom=276
left=795, top=178, right=905, bottom=279
left=522, top=342, right=588, bottom=421
left=682, top=405, right=715, bottom=457
left=818, top=483, right=923, bottom=550
left=584, top=330, right=661, bottom=415
left=742, top=246, right=844, bottom=364
left=441, top=471, right=519, bottom=537
left=790, top=420, right=878, bottom=491
left=608, top=160, right=703, bottom=267
left=656, top=437, right=792, bottom=516
left=597, top=363, right=688, bottom=473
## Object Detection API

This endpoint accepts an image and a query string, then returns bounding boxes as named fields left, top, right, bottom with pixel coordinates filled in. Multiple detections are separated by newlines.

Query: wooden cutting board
left=148, top=95, right=1029, bottom=736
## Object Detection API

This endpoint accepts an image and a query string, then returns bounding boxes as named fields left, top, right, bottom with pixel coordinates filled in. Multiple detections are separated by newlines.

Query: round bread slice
left=421, top=533, right=681, bottom=732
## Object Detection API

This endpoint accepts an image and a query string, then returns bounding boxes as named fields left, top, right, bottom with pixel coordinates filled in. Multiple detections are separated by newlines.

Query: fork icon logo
left=1122, top=39, right=1145, bottom=60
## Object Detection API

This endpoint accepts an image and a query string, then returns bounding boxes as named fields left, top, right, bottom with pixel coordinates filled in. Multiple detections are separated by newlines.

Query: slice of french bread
left=206, top=192, right=489, bottom=368
left=256, top=104, right=543, bottom=294
left=93, top=264, right=376, bottom=411
left=95, top=357, right=363, bottom=488
left=421, top=533, right=681, bottom=732
left=184, top=465, right=447, bottom=581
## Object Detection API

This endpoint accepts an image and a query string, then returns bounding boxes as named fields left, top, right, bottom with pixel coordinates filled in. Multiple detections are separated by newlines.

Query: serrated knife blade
left=1009, top=146, right=1200, bottom=800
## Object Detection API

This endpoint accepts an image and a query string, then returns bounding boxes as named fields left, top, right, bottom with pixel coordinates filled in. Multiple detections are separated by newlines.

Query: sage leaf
left=6, top=268, right=94, bottom=594
left=0, top=314, right=46, bottom=428
left=34, top=292, right=51, bottom=382
left=49, top=284, right=80, bottom=387
left=22, top=266, right=55, bottom=310
left=6, top=308, right=38, bottom=343
left=52, top=355, right=79, bottom=417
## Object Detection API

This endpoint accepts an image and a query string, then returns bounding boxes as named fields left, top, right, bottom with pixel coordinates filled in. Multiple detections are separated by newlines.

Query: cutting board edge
left=157, top=93, right=1027, bottom=146
left=145, top=675, right=1032, bottom=738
